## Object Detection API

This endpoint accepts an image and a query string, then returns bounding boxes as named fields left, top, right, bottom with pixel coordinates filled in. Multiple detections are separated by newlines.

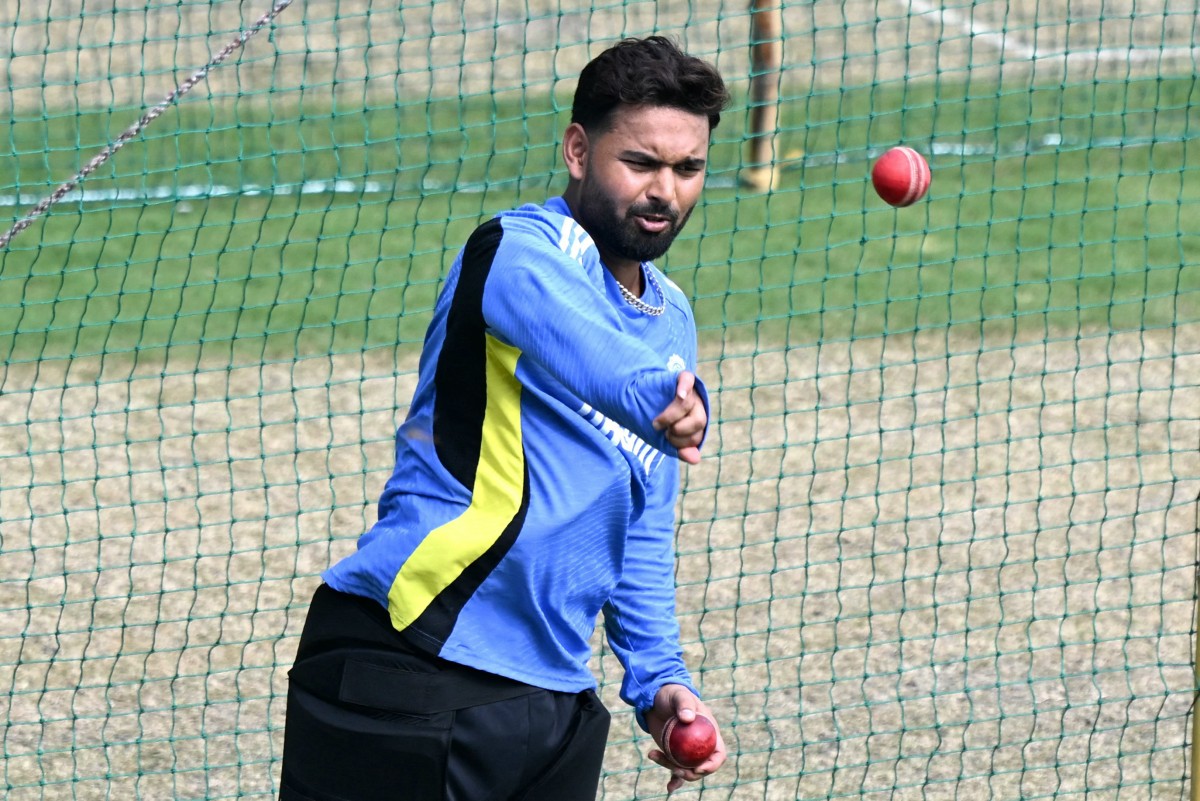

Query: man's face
left=568, top=105, right=710, bottom=265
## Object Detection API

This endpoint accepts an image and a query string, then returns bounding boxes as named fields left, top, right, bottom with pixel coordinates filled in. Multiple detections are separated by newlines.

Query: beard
left=575, top=181, right=693, bottom=264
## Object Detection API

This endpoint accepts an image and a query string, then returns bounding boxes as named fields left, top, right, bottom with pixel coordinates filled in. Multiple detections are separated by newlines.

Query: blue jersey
left=323, top=196, right=707, bottom=715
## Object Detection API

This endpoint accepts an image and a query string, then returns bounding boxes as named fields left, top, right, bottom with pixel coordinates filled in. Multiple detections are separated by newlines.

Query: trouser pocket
left=514, top=690, right=611, bottom=801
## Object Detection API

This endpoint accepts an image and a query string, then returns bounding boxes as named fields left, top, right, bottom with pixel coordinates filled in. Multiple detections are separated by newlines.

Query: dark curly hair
left=570, top=36, right=730, bottom=134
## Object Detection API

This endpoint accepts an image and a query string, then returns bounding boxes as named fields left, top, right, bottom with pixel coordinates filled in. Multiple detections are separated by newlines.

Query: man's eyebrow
left=619, top=150, right=708, bottom=169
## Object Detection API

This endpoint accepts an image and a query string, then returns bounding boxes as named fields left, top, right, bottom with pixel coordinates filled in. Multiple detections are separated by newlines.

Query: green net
left=2, top=1, right=1198, bottom=798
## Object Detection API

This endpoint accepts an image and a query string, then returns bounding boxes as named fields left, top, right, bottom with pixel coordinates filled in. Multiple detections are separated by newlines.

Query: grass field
left=3, top=78, right=1197, bottom=363
left=2, top=68, right=1200, bottom=800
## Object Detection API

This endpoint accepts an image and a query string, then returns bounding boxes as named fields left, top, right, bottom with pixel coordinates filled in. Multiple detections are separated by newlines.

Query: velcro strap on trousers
left=290, top=650, right=542, bottom=715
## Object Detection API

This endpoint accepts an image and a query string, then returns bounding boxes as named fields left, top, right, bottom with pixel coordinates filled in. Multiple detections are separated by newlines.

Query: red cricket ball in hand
left=662, top=714, right=718, bottom=769
left=871, top=145, right=932, bottom=207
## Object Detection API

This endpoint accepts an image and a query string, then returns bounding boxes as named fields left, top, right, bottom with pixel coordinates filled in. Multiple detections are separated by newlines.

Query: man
left=280, top=36, right=730, bottom=800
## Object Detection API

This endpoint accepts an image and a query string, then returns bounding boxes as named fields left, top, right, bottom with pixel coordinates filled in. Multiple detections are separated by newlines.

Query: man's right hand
left=652, top=371, right=707, bottom=464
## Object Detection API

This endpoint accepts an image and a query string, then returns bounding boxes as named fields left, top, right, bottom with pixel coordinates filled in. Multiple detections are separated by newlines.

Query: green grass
left=2, top=78, right=1198, bottom=363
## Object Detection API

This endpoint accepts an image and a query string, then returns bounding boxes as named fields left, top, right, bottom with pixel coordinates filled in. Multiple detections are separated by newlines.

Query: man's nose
left=645, top=167, right=676, bottom=205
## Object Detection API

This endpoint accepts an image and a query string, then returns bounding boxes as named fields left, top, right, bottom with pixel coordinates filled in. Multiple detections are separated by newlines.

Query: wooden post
left=742, top=0, right=783, bottom=191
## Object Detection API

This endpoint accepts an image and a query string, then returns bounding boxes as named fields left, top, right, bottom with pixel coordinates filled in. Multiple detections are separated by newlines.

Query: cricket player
left=281, top=35, right=730, bottom=800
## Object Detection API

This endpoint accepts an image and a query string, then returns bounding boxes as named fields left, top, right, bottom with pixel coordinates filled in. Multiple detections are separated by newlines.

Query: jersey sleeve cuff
left=633, top=677, right=701, bottom=732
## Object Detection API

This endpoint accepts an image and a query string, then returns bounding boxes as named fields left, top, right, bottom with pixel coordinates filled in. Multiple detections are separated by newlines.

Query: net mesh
left=1, top=1, right=1198, bottom=799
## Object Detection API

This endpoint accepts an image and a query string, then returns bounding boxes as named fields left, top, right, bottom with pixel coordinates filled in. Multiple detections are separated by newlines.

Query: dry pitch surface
left=2, top=324, right=1197, bottom=799
left=2, top=0, right=1194, bottom=111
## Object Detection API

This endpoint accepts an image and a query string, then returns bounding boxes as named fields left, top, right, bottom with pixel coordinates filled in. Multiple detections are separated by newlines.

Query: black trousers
left=280, top=585, right=611, bottom=801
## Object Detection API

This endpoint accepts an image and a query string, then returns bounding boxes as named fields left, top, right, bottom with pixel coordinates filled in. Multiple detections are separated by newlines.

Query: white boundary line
left=902, top=0, right=1200, bottom=64
left=0, top=181, right=390, bottom=208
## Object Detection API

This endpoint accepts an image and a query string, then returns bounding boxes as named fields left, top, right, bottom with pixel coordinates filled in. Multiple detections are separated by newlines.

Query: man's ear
left=562, top=122, right=589, bottom=181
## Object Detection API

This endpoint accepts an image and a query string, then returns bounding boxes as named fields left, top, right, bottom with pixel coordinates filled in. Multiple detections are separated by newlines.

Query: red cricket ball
left=662, top=714, right=718, bottom=769
left=871, top=145, right=931, bottom=207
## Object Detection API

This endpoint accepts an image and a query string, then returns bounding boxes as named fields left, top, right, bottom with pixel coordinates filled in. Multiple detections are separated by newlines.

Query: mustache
left=627, top=201, right=679, bottom=224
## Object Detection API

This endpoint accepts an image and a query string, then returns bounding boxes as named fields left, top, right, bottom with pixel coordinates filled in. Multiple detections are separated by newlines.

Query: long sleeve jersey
left=323, top=196, right=708, bottom=715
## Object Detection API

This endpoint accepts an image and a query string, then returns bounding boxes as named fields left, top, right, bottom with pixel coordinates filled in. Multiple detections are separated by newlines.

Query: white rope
left=0, top=0, right=294, bottom=251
